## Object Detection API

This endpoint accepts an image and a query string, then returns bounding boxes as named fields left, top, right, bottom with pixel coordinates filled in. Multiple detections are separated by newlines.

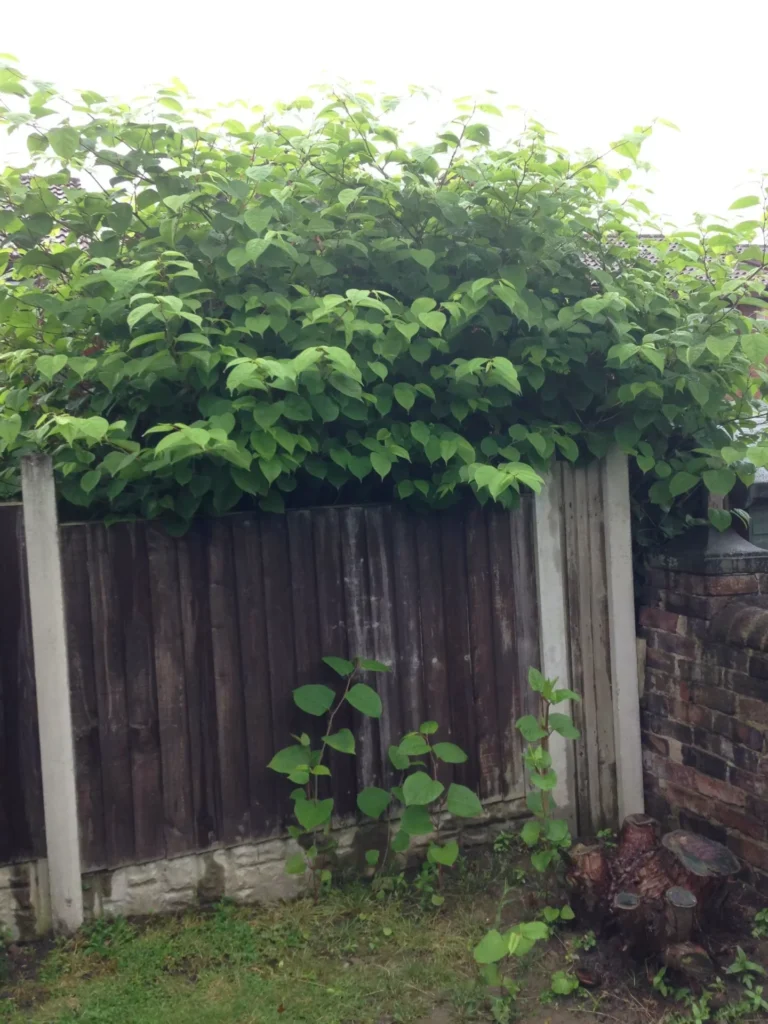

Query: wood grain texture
left=177, top=523, right=219, bottom=848
left=111, top=523, right=164, bottom=863
left=208, top=519, right=250, bottom=844
left=231, top=517, right=277, bottom=835
left=146, top=525, right=194, bottom=857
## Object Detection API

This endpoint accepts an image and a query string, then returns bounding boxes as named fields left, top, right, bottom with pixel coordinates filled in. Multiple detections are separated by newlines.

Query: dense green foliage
left=2, top=61, right=768, bottom=537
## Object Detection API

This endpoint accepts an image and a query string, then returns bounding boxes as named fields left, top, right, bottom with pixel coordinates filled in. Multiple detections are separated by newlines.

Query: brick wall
left=640, top=555, right=768, bottom=894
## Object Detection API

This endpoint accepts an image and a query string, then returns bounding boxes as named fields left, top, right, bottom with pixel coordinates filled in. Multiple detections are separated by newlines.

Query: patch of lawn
left=0, top=884, right=486, bottom=1024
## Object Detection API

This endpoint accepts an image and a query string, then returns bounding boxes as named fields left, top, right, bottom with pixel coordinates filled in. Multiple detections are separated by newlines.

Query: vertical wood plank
left=178, top=524, right=219, bottom=848
left=231, top=516, right=277, bottom=837
left=487, top=506, right=522, bottom=797
left=59, top=525, right=106, bottom=869
left=0, top=506, right=45, bottom=862
left=415, top=514, right=451, bottom=785
left=465, top=505, right=502, bottom=801
left=365, top=507, right=402, bottom=785
left=313, top=508, right=356, bottom=817
left=586, top=463, right=618, bottom=828
left=603, top=449, right=644, bottom=821
left=287, top=511, right=325, bottom=756
left=208, top=519, right=250, bottom=844
left=261, top=516, right=299, bottom=828
left=340, top=508, right=378, bottom=790
left=390, top=509, right=425, bottom=735
left=111, top=523, right=164, bottom=863
left=510, top=497, right=541, bottom=722
left=146, top=525, right=194, bottom=857
left=440, top=512, right=477, bottom=790
left=87, top=523, right=134, bottom=866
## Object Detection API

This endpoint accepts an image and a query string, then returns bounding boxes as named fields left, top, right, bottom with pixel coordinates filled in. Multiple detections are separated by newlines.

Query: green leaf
left=285, top=853, right=307, bottom=875
left=730, top=195, right=761, bottom=210
left=365, top=849, right=380, bottom=867
left=521, top=820, right=542, bottom=847
left=702, top=469, right=736, bottom=496
left=295, top=797, right=333, bottom=831
left=398, top=733, right=430, bottom=755
left=322, top=656, right=355, bottom=677
left=268, top=745, right=311, bottom=775
left=432, top=742, right=468, bottom=764
left=551, top=689, right=581, bottom=705
left=516, top=715, right=547, bottom=742
left=446, top=783, right=483, bottom=818
left=391, top=828, right=411, bottom=852
left=393, top=383, right=416, bottom=411
left=35, top=354, right=67, bottom=380
left=419, top=721, right=439, bottom=735
left=428, top=839, right=459, bottom=866
left=80, top=469, right=101, bottom=494
left=324, top=729, right=355, bottom=754
left=411, top=249, right=436, bottom=269
left=244, top=207, right=274, bottom=233
left=531, top=849, right=555, bottom=872
left=338, top=187, right=363, bottom=208
left=531, top=770, right=558, bottom=791
left=48, top=126, right=79, bottom=160
left=519, top=921, right=549, bottom=941
left=559, top=905, right=575, bottom=921
left=400, top=805, right=433, bottom=836
left=370, top=452, right=392, bottom=479
left=669, top=471, right=699, bottom=497
left=346, top=683, right=382, bottom=718
left=389, top=744, right=410, bottom=770
left=359, top=658, right=390, bottom=672
left=293, top=684, right=336, bottom=716
left=473, top=929, right=508, bottom=964
left=708, top=508, right=732, bottom=532
left=357, top=787, right=392, bottom=819
left=548, top=713, right=580, bottom=740
left=546, top=818, right=570, bottom=844
left=402, top=771, right=444, bottom=806
left=418, top=311, right=446, bottom=334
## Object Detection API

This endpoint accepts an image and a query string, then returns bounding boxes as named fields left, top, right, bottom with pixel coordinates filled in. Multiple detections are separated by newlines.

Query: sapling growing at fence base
left=268, top=654, right=483, bottom=891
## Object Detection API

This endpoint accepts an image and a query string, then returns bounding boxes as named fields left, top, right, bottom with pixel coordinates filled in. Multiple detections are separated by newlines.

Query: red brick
left=649, top=630, right=699, bottom=659
left=710, top=802, right=766, bottom=840
left=737, top=697, right=768, bottom=729
left=645, top=648, right=676, bottom=673
left=673, top=700, right=712, bottom=729
left=727, top=834, right=768, bottom=872
left=711, top=645, right=752, bottom=673
left=659, top=758, right=698, bottom=790
left=677, top=659, right=706, bottom=684
left=645, top=568, right=672, bottom=589
left=647, top=670, right=680, bottom=697
left=691, top=684, right=736, bottom=715
left=664, top=782, right=711, bottom=819
left=730, top=767, right=768, bottom=799
left=665, top=591, right=734, bottom=620
left=643, top=732, right=670, bottom=757
left=698, top=575, right=759, bottom=597
left=639, top=606, right=680, bottom=633
left=691, top=769, right=747, bottom=807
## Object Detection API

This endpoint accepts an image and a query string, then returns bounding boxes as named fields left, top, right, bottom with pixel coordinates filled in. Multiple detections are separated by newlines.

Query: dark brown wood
left=87, top=523, right=135, bottom=866
left=566, top=841, right=610, bottom=921
left=365, top=506, right=402, bottom=787
left=340, top=508, right=378, bottom=790
left=439, top=512, right=476, bottom=790
left=287, top=510, right=325, bottom=758
left=415, top=514, right=451, bottom=786
left=487, top=505, right=520, bottom=798
left=146, top=524, right=194, bottom=857
left=208, top=519, right=250, bottom=844
left=312, top=508, right=356, bottom=818
left=464, top=505, right=502, bottom=801
left=260, top=515, right=299, bottom=829
left=0, top=505, right=45, bottom=862
left=177, top=523, right=220, bottom=847
left=510, top=498, right=541, bottom=724
left=231, top=516, right=276, bottom=836
left=390, top=509, right=425, bottom=735
left=60, top=525, right=106, bottom=869
left=111, top=523, right=164, bottom=863
left=661, top=830, right=740, bottom=909
left=665, top=887, right=697, bottom=944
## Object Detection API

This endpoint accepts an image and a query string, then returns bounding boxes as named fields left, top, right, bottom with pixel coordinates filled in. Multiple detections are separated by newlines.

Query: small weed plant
left=473, top=667, right=582, bottom=1011
left=268, top=654, right=483, bottom=892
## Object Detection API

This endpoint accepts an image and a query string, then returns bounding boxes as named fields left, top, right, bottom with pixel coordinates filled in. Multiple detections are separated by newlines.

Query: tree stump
left=566, top=842, right=610, bottom=923
left=660, top=830, right=740, bottom=918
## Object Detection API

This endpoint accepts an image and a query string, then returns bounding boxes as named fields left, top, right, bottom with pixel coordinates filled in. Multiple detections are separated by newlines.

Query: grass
left=0, top=879, right=492, bottom=1024
left=0, top=855, right=764, bottom=1024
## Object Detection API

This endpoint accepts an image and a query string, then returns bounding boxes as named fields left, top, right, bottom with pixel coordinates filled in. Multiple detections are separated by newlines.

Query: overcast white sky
left=2, top=0, right=767, bottom=228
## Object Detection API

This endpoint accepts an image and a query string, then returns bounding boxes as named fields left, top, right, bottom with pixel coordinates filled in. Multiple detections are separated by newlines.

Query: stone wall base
left=0, top=799, right=526, bottom=936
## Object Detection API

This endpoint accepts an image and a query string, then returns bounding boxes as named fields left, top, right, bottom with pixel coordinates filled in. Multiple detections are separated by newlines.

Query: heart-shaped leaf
left=402, top=771, right=444, bottom=806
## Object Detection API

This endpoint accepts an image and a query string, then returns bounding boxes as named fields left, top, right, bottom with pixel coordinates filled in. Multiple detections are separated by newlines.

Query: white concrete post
left=533, top=467, right=577, bottom=829
left=602, top=449, right=645, bottom=822
left=21, top=455, right=83, bottom=934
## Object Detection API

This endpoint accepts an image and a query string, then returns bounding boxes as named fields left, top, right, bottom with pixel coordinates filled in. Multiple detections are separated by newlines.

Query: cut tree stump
left=661, top=830, right=740, bottom=915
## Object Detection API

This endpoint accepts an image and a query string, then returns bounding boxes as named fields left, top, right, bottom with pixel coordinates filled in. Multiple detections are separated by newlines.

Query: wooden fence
left=0, top=451, right=643, bottom=933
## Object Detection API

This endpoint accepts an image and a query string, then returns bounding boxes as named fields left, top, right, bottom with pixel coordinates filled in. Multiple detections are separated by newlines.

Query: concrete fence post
left=602, top=448, right=645, bottom=822
left=20, top=454, right=83, bottom=934
left=533, top=466, right=577, bottom=829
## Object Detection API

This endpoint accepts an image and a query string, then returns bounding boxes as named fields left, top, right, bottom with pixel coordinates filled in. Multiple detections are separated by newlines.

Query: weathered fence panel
left=57, top=501, right=538, bottom=871
left=0, top=505, right=45, bottom=864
